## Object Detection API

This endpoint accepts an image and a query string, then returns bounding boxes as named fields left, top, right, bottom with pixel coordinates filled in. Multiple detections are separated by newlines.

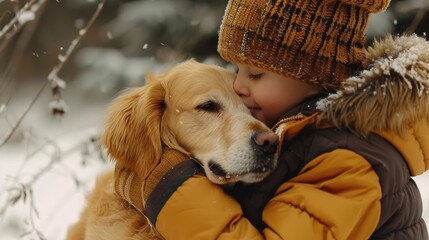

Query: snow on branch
left=0, top=133, right=106, bottom=240
left=7, top=182, right=47, bottom=240
left=0, top=0, right=106, bottom=148
left=0, top=0, right=46, bottom=44
left=47, top=0, right=106, bottom=116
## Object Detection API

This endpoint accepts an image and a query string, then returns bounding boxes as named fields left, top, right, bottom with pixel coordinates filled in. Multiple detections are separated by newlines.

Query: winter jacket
left=149, top=34, right=429, bottom=239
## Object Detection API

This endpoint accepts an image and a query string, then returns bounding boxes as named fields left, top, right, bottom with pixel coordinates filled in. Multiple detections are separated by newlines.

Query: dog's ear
left=102, top=73, right=165, bottom=179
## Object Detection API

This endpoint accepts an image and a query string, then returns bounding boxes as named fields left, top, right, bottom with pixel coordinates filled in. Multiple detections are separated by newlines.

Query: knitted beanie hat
left=218, top=0, right=390, bottom=90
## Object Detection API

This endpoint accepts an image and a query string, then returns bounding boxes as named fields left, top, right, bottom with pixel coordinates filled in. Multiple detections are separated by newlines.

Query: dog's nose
left=252, top=131, right=279, bottom=155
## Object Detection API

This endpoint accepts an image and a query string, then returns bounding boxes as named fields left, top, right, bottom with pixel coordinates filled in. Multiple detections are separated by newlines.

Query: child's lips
left=243, top=101, right=259, bottom=114
left=247, top=106, right=260, bottom=116
left=247, top=106, right=259, bottom=111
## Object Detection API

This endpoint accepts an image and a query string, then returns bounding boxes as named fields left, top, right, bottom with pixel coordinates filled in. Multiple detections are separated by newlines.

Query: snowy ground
left=0, top=81, right=428, bottom=240
left=0, top=79, right=114, bottom=240
left=0, top=127, right=112, bottom=240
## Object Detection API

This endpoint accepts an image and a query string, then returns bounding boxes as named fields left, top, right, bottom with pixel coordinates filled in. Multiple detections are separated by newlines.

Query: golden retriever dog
left=66, top=59, right=278, bottom=240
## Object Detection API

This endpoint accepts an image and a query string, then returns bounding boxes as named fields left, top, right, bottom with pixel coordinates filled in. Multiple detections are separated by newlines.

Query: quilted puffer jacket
left=149, top=34, right=429, bottom=239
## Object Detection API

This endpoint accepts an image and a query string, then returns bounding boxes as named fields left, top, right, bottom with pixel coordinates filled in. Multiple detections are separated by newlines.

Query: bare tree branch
left=0, top=0, right=106, bottom=147
left=47, top=0, right=106, bottom=116
left=395, top=0, right=429, bottom=14
left=0, top=0, right=46, bottom=51
left=0, top=133, right=104, bottom=238
left=0, top=0, right=47, bottom=96
left=405, top=8, right=428, bottom=35
left=0, top=81, right=49, bottom=148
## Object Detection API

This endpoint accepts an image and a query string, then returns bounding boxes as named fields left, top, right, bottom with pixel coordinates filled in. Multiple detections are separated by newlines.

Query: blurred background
left=0, top=0, right=428, bottom=239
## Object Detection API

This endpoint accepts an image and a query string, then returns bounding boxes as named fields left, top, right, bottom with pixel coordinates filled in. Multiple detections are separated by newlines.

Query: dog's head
left=103, top=59, right=278, bottom=184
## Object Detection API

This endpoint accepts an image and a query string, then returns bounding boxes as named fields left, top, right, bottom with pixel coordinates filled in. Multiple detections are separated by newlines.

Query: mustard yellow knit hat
left=218, top=0, right=391, bottom=90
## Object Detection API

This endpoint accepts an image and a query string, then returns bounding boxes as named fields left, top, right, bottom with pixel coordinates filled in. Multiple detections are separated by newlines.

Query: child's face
left=234, top=63, right=319, bottom=127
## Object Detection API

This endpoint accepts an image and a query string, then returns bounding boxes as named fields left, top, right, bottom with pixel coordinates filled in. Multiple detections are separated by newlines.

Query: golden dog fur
left=66, top=60, right=278, bottom=240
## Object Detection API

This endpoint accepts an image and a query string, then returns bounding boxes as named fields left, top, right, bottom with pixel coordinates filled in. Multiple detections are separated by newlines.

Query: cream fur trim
left=318, top=34, right=429, bottom=137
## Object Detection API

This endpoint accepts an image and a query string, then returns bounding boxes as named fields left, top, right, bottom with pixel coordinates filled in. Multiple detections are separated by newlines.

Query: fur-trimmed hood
left=317, top=34, right=429, bottom=176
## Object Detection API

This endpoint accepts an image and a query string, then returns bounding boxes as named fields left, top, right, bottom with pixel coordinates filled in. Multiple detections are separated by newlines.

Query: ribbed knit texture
left=218, top=0, right=390, bottom=90
left=115, top=149, right=188, bottom=212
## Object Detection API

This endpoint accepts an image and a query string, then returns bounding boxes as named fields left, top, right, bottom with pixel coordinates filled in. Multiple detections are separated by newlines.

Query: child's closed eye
left=249, top=73, right=263, bottom=80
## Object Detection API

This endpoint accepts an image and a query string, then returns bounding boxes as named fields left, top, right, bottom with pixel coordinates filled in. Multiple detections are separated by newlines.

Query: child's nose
left=233, top=76, right=250, bottom=97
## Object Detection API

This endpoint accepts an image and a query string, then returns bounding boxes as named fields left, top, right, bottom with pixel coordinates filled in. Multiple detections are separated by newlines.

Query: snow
left=17, top=11, right=36, bottom=25
left=0, top=1, right=428, bottom=238
left=0, top=127, right=113, bottom=240
left=0, top=76, right=112, bottom=240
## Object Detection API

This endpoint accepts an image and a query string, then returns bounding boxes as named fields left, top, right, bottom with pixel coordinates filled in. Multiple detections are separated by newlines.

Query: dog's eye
left=196, top=101, right=220, bottom=113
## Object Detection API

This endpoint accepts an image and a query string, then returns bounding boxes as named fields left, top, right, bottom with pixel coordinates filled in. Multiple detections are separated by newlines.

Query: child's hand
left=229, top=155, right=290, bottom=230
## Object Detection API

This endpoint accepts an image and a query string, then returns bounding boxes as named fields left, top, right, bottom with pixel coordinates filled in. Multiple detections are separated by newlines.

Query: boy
left=115, top=0, right=429, bottom=239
